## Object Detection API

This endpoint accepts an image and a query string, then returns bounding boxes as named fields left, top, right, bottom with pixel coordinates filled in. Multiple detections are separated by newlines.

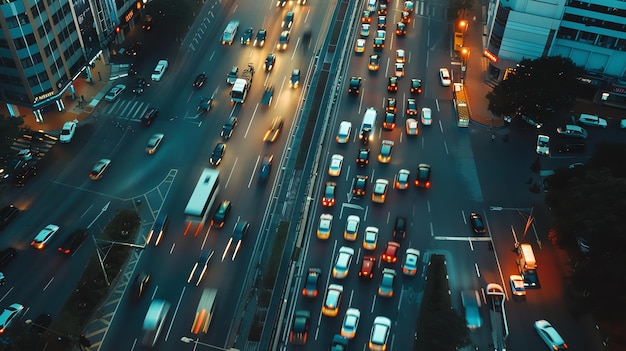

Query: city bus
left=191, top=288, right=218, bottom=334
left=453, top=83, right=470, bottom=127
left=184, top=168, right=220, bottom=236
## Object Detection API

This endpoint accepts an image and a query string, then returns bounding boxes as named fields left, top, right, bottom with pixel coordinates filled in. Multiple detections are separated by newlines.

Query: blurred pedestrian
left=491, top=134, right=496, bottom=142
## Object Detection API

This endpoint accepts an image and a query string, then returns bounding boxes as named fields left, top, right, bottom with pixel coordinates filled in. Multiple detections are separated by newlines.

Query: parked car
left=556, top=125, right=587, bottom=139
left=578, top=114, right=607, bottom=128
left=469, top=212, right=486, bottom=234
left=104, top=84, right=126, bottom=102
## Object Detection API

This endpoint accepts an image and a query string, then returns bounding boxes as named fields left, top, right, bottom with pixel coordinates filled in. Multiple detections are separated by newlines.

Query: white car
left=89, top=158, right=111, bottom=180
left=355, top=38, right=366, bottom=53
left=402, top=248, right=420, bottom=275
left=336, top=121, right=352, bottom=143
left=509, top=275, right=526, bottom=296
left=341, top=308, right=360, bottom=339
left=536, top=135, right=550, bottom=155
left=406, top=118, right=418, bottom=135
left=394, top=63, right=405, bottom=77
left=369, top=316, right=391, bottom=351
left=361, top=23, right=370, bottom=37
left=363, top=226, right=378, bottom=250
left=322, top=284, right=343, bottom=317
left=332, top=246, right=354, bottom=278
left=395, top=49, right=406, bottom=63
left=578, top=113, right=607, bottom=128
left=534, top=319, right=568, bottom=350
left=371, top=179, right=388, bottom=203
left=31, top=224, right=60, bottom=249
left=59, top=121, right=77, bottom=143
left=421, top=107, right=432, bottom=125
left=394, top=169, right=410, bottom=189
left=344, top=215, right=360, bottom=241
left=328, top=154, right=344, bottom=176
left=0, top=303, right=24, bottom=333
left=317, top=213, right=333, bottom=240
left=146, top=133, right=164, bottom=154
left=439, top=68, right=451, bottom=86
left=104, top=84, right=126, bottom=102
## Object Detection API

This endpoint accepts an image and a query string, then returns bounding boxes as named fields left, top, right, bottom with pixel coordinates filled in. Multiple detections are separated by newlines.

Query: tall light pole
left=180, top=336, right=240, bottom=351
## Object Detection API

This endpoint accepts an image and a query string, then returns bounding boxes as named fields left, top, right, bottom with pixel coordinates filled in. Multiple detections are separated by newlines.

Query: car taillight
left=425, top=181, right=431, bottom=188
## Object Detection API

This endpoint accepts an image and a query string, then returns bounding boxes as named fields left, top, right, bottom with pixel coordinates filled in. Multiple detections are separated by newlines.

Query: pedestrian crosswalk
left=9, top=131, right=57, bottom=163
left=99, top=99, right=152, bottom=122
left=412, top=1, right=448, bottom=20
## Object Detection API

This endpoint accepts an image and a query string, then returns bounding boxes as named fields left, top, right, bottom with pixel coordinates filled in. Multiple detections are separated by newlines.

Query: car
left=415, top=163, right=432, bottom=188
left=385, top=97, right=397, bottom=114
left=469, top=212, right=486, bottom=234
left=89, top=159, right=111, bottom=180
left=187, top=250, right=214, bottom=286
left=262, top=85, right=274, bottom=106
left=126, top=41, right=143, bottom=56
left=406, top=118, right=419, bottom=135
left=341, top=308, right=360, bottom=339
left=253, top=29, right=267, bottom=47
left=556, top=142, right=586, bottom=153
left=0, top=303, right=24, bottom=334
left=145, top=133, right=164, bottom=154
left=322, top=284, right=343, bottom=317
left=509, top=275, right=526, bottom=296
left=406, top=98, right=417, bottom=116
left=396, top=21, right=407, bottom=36
left=371, top=179, right=389, bottom=203
left=277, top=31, right=290, bottom=50
left=141, top=107, right=158, bottom=126
left=361, top=10, right=372, bottom=23
left=211, top=200, right=232, bottom=228
left=352, top=175, right=368, bottom=198
left=317, top=213, right=333, bottom=240
left=322, top=181, right=336, bottom=207
left=290, top=69, right=300, bottom=88
left=290, top=310, right=310, bottom=345
left=264, top=54, right=276, bottom=71
left=377, top=15, right=386, bottom=30
left=332, top=246, right=354, bottom=278
left=360, top=23, right=371, bottom=36
left=282, top=11, right=294, bottom=29
left=0, top=248, right=17, bottom=269
left=373, top=30, right=386, bottom=50
left=12, top=165, right=37, bottom=187
left=363, top=226, right=379, bottom=250
left=259, top=155, right=274, bottom=181
left=241, top=27, right=254, bottom=45
left=486, top=283, right=505, bottom=311
left=1, top=159, right=27, bottom=181
left=209, top=143, right=226, bottom=166
left=439, top=68, right=451, bottom=86
left=147, top=212, right=168, bottom=246
left=394, top=63, right=405, bottom=77
left=348, top=77, right=362, bottom=95
left=337, top=121, right=352, bottom=143
left=264, top=117, right=284, bottom=142
left=356, top=148, right=370, bottom=167
left=578, top=113, right=607, bottom=128
left=221, top=116, right=238, bottom=140
left=401, top=10, right=411, bottom=23
left=104, top=84, right=126, bottom=102
left=536, top=135, right=550, bottom=155
left=328, top=154, right=344, bottom=176
left=31, top=224, right=60, bottom=249
left=556, top=124, right=587, bottom=139
left=392, top=216, right=408, bottom=240
left=378, top=268, right=396, bottom=297
left=31, top=313, right=52, bottom=335
left=276, top=0, right=288, bottom=7
left=344, top=215, right=360, bottom=241
left=378, top=3, right=387, bottom=15
left=129, top=271, right=151, bottom=301
left=132, top=77, right=150, bottom=95
left=302, top=268, right=322, bottom=298
left=394, top=169, right=410, bottom=189
left=421, top=107, right=432, bottom=125
left=521, top=114, right=543, bottom=129
left=227, top=66, right=239, bottom=84
left=382, top=241, right=400, bottom=263
left=402, top=248, right=420, bottom=275
left=395, top=49, right=406, bottom=63
left=192, top=73, right=207, bottom=88
left=58, top=229, right=87, bottom=254
left=387, top=76, right=398, bottom=92
left=354, top=38, right=366, bottom=53
left=377, top=140, right=394, bottom=163
left=59, top=121, right=77, bottom=143
left=369, top=316, right=391, bottom=350
left=404, top=0, right=415, bottom=11
left=410, top=78, right=423, bottom=94
left=0, top=205, right=19, bottom=231
left=358, top=255, right=376, bottom=279
left=197, top=95, right=213, bottom=113
left=534, top=319, right=568, bottom=350
left=368, top=54, right=380, bottom=71
left=383, top=112, right=396, bottom=130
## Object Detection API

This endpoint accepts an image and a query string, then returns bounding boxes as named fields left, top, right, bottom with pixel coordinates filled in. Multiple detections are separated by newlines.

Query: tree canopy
left=486, top=56, right=582, bottom=122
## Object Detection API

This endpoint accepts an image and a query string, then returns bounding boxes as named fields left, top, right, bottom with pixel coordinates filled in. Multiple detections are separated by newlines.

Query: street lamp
left=458, top=19, right=468, bottom=32
left=180, top=336, right=239, bottom=351
left=461, top=47, right=470, bottom=65
left=24, top=319, right=91, bottom=350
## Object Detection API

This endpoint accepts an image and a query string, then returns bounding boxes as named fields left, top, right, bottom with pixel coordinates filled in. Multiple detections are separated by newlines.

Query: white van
left=151, top=60, right=168, bottom=81
left=336, top=121, right=352, bottom=143
left=360, top=108, right=377, bottom=143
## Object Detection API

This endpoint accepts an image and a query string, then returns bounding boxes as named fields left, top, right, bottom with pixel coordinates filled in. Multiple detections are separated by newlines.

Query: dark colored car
left=358, top=255, right=376, bottom=279
left=393, top=216, right=407, bottom=239
left=264, top=54, right=276, bottom=71
left=262, top=85, right=274, bottom=106
left=149, top=212, right=168, bottom=246
left=241, top=27, right=254, bottom=45
left=126, top=41, right=143, bottom=56
left=141, top=107, right=158, bottom=126
left=1, top=159, right=27, bottom=182
left=290, top=69, right=300, bottom=89
left=264, top=118, right=283, bottom=142
left=302, top=268, right=322, bottom=298
left=187, top=250, right=214, bottom=286
left=348, top=77, right=362, bottom=95
left=130, top=271, right=151, bottom=301
left=290, top=310, right=310, bottom=345
left=31, top=314, right=52, bottom=335
left=396, top=22, right=406, bottom=36
left=322, top=182, right=337, bottom=207
left=469, top=212, right=486, bottom=234
left=221, top=116, right=238, bottom=140
left=385, top=97, right=397, bottom=114
left=0, top=248, right=17, bottom=268
left=282, top=11, right=294, bottom=29
left=415, top=163, right=432, bottom=188
left=383, top=113, right=396, bottom=131
left=0, top=205, right=19, bottom=230
left=132, top=77, right=150, bottom=95
left=410, top=79, right=423, bottom=94
left=254, top=29, right=267, bottom=47
left=211, top=200, right=232, bottom=228
left=58, top=229, right=88, bottom=255
left=209, top=143, right=226, bottom=166
left=557, top=142, right=586, bottom=153
left=387, top=76, right=398, bottom=92
left=12, top=165, right=37, bottom=187
left=356, top=148, right=370, bottom=167
left=232, top=220, right=249, bottom=241
left=353, top=175, right=368, bottom=197
left=259, top=155, right=274, bottom=182
left=192, top=73, right=207, bottom=88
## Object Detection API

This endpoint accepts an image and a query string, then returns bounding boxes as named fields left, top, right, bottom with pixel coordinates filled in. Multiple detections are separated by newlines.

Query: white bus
left=184, top=168, right=220, bottom=235
left=191, top=288, right=218, bottom=334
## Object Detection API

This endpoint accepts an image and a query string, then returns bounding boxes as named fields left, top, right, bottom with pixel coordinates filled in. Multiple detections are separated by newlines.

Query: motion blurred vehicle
left=31, top=224, right=60, bottom=250
left=277, top=31, right=290, bottom=51
left=192, top=73, right=207, bottom=88
left=393, top=216, right=407, bottom=239
left=130, top=271, right=151, bottom=301
left=209, top=143, right=226, bottom=166
left=264, top=54, right=276, bottom=71
left=534, top=319, right=568, bottom=350
left=290, top=69, right=300, bottom=88
left=227, top=66, right=239, bottom=84
left=221, top=117, right=238, bottom=140
left=259, top=155, right=274, bottom=182
left=282, top=11, right=294, bottom=29
left=211, top=200, right=232, bottom=228
left=89, top=159, right=111, bottom=180
left=302, top=268, right=322, bottom=298
left=254, top=29, right=267, bottom=47
left=290, top=310, right=310, bottom=345
left=187, top=250, right=214, bottom=286
left=264, top=118, right=283, bottom=142
left=141, top=107, right=158, bottom=126
left=58, top=229, right=87, bottom=255
left=145, top=133, right=164, bottom=154
left=262, top=85, right=274, bottom=106
left=241, top=27, right=254, bottom=45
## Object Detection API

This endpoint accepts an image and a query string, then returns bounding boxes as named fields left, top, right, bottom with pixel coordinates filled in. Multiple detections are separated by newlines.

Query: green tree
left=486, top=56, right=582, bottom=122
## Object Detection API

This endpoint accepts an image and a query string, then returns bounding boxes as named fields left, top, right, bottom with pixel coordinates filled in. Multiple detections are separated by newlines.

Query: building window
left=556, top=27, right=577, bottom=40
left=597, top=35, right=616, bottom=49
left=578, top=31, right=597, bottom=44
left=616, top=39, right=626, bottom=52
